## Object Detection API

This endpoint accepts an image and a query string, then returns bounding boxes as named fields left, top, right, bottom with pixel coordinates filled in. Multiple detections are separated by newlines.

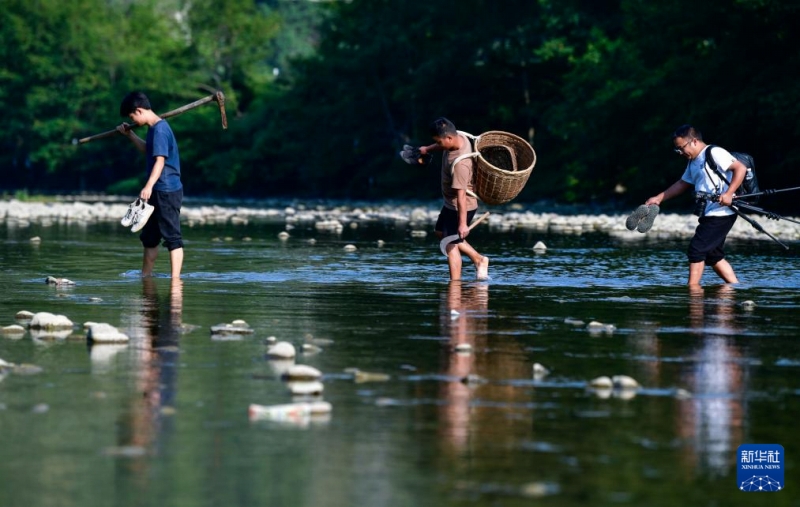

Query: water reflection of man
left=437, top=282, right=530, bottom=456
left=117, top=278, right=183, bottom=481
left=678, top=285, right=745, bottom=477
left=438, top=281, right=487, bottom=450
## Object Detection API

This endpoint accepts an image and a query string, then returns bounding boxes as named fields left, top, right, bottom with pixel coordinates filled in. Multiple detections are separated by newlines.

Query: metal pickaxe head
left=214, top=91, right=228, bottom=129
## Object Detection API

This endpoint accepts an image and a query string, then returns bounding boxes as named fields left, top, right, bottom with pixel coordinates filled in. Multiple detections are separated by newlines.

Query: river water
left=1, top=207, right=799, bottom=507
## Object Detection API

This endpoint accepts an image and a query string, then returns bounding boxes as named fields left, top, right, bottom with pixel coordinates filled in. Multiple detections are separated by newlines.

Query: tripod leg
left=734, top=202, right=800, bottom=226
left=730, top=205, right=789, bottom=250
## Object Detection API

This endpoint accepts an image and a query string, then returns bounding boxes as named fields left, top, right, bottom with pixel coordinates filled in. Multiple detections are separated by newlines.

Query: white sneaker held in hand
left=121, top=198, right=142, bottom=227
left=130, top=200, right=154, bottom=233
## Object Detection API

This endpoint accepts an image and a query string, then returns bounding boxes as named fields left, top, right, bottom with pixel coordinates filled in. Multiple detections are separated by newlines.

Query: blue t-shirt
left=146, top=120, right=182, bottom=192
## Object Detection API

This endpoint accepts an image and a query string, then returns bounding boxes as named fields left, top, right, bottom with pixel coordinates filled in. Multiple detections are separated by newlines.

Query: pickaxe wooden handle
left=439, top=211, right=490, bottom=256
left=78, top=90, right=228, bottom=144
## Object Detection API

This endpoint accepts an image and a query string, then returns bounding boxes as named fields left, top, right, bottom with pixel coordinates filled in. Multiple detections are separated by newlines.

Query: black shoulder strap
left=704, top=144, right=732, bottom=186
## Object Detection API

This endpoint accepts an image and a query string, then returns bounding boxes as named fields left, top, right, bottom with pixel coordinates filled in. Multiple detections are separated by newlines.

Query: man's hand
left=399, top=145, right=432, bottom=166
left=458, top=223, right=470, bottom=239
left=718, top=192, right=735, bottom=206
left=116, top=123, right=132, bottom=137
left=645, top=195, right=663, bottom=206
left=140, top=185, right=153, bottom=201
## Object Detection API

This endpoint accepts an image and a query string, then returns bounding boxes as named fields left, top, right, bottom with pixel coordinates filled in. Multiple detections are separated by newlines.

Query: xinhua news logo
left=737, top=444, right=784, bottom=492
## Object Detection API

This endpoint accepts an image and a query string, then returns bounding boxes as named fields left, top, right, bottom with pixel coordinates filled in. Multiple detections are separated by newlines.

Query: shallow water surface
left=1, top=217, right=799, bottom=507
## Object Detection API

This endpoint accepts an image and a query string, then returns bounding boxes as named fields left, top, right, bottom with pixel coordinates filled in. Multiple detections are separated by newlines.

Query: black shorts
left=687, top=214, right=737, bottom=265
left=140, top=189, right=184, bottom=251
left=435, top=206, right=477, bottom=244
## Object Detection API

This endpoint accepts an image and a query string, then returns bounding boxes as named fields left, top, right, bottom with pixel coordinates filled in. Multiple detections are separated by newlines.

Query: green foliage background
left=2, top=0, right=798, bottom=210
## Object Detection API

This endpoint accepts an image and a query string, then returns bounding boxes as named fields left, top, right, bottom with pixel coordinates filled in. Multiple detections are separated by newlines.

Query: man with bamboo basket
left=417, top=118, right=490, bottom=281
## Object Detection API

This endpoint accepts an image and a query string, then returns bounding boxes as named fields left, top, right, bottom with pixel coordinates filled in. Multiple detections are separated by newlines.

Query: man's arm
left=718, top=159, right=747, bottom=206
left=140, top=156, right=165, bottom=200
left=116, top=123, right=146, bottom=153
left=646, top=180, right=693, bottom=206
left=419, top=144, right=443, bottom=156
left=456, top=189, right=470, bottom=239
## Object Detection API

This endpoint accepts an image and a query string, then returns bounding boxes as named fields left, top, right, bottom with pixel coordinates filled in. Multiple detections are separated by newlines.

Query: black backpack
left=705, top=145, right=760, bottom=203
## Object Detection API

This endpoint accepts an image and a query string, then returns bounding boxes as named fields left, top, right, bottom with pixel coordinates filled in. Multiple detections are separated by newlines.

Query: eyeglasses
left=674, top=139, right=694, bottom=154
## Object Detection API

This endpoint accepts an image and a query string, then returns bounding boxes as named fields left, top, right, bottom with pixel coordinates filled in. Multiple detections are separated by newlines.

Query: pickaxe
left=439, top=212, right=490, bottom=256
left=78, top=90, right=227, bottom=144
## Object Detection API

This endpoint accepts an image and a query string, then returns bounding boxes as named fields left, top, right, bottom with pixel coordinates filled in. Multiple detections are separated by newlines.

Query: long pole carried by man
left=79, top=91, right=227, bottom=144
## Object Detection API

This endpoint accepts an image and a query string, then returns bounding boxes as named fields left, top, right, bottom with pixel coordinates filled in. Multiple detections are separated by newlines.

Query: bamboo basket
left=472, top=131, right=536, bottom=205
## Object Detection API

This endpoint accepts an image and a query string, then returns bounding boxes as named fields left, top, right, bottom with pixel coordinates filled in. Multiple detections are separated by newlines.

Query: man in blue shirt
left=117, top=91, right=184, bottom=278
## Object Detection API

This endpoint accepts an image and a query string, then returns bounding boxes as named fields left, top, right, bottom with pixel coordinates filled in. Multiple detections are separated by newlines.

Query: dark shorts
left=140, top=189, right=183, bottom=251
left=687, top=214, right=737, bottom=265
left=435, top=206, right=477, bottom=244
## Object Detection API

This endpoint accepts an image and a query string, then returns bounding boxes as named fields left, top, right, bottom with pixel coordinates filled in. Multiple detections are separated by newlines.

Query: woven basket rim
left=474, top=131, right=536, bottom=174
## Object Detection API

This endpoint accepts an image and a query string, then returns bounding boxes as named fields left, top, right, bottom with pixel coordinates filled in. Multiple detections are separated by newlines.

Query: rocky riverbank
left=2, top=198, right=799, bottom=242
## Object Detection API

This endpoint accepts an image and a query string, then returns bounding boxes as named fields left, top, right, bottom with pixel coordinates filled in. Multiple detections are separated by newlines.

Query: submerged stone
left=102, top=445, right=147, bottom=457
left=45, top=276, right=75, bottom=286
left=589, top=376, right=613, bottom=388
left=282, top=364, right=322, bottom=381
left=32, top=403, right=50, bottom=414
left=87, top=323, right=130, bottom=343
left=29, top=312, right=74, bottom=330
left=344, top=368, right=390, bottom=383
left=613, top=388, right=638, bottom=400
left=611, top=375, right=639, bottom=389
left=586, top=321, right=616, bottom=334
left=286, top=380, right=324, bottom=396
left=314, top=220, right=343, bottom=233
left=15, top=310, right=34, bottom=323
left=304, top=334, right=334, bottom=346
left=302, top=343, right=322, bottom=355
left=248, top=401, right=332, bottom=422
left=454, top=343, right=472, bottom=353
left=12, top=363, right=44, bottom=375
left=461, top=374, right=488, bottom=386
left=267, top=341, right=296, bottom=359
left=1, top=325, right=26, bottom=336
left=210, top=322, right=254, bottom=335
left=532, top=363, right=550, bottom=379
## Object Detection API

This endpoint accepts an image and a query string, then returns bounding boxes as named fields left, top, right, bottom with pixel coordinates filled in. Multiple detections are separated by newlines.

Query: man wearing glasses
left=644, top=124, right=747, bottom=286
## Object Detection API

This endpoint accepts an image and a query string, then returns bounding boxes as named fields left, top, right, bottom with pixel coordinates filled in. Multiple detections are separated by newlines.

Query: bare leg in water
left=446, top=240, right=489, bottom=281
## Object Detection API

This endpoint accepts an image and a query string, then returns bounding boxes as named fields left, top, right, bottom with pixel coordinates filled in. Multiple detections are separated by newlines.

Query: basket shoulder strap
left=450, top=150, right=481, bottom=202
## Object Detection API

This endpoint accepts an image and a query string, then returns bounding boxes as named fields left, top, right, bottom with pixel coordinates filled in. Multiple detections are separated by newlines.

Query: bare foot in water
left=476, top=256, right=490, bottom=280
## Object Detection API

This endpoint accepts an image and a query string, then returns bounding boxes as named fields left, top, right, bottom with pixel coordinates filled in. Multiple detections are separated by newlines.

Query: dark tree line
left=2, top=0, right=798, bottom=212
